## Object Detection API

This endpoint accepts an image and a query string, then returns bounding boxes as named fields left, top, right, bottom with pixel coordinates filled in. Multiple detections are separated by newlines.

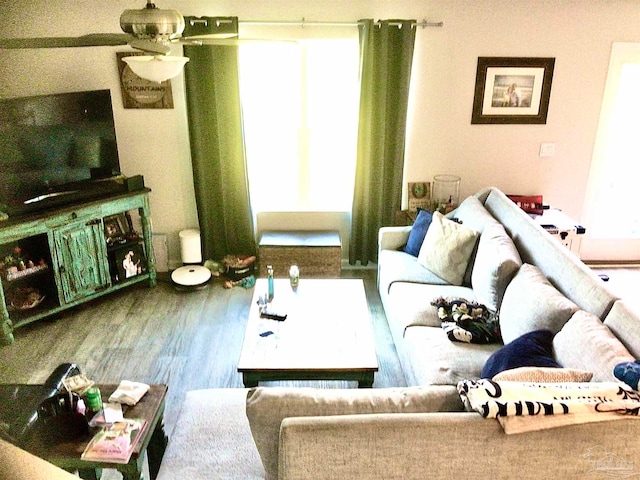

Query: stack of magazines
left=81, top=418, right=146, bottom=464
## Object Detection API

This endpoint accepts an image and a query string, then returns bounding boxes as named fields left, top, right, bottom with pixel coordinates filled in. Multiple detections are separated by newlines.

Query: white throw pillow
left=471, top=223, right=522, bottom=311
left=417, top=211, right=479, bottom=286
left=245, top=386, right=463, bottom=480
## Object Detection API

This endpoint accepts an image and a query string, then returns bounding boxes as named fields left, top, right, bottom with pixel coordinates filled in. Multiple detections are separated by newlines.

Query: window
left=238, top=33, right=360, bottom=213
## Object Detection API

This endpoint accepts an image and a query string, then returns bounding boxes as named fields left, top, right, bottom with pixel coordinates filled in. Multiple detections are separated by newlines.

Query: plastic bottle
left=267, top=265, right=274, bottom=300
left=289, top=265, right=299, bottom=288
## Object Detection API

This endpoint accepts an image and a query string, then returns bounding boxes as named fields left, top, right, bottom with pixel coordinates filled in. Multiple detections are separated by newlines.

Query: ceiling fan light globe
left=122, top=55, right=189, bottom=83
left=120, top=5, right=185, bottom=39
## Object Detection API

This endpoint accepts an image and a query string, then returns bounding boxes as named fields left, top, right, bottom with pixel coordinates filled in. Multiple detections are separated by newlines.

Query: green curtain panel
left=183, top=17, right=256, bottom=261
left=349, top=19, right=416, bottom=265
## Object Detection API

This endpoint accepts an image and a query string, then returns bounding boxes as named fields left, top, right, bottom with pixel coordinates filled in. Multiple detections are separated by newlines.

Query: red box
left=507, top=195, right=544, bottom=215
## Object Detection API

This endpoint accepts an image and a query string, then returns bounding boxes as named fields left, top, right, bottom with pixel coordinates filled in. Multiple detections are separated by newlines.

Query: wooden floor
left=0, top=268, right=405, bottom=440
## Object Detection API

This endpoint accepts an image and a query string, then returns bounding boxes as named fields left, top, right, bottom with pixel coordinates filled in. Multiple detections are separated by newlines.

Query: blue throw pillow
left=481, top=329, right=561, bottom=379
left=403, top=209, right=433, bottom=257
left=614, top=361, right=640, bottom=390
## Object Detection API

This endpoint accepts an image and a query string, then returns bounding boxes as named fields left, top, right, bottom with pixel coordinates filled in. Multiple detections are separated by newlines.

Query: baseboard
left=585, top=260, right=640, bottom=268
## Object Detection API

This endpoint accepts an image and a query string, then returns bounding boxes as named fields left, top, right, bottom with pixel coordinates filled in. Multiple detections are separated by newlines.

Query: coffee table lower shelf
left=240, top=368, right=376, bottom=388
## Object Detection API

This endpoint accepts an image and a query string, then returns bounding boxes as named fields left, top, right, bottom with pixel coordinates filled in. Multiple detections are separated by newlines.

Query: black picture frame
left=103, top=215, right=124, bottom=240
left=471, top=57, right=555, bottom=124
left=115, top=244, right=147, bottom=281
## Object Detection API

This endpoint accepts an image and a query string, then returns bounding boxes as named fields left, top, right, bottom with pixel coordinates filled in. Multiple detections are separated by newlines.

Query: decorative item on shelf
left=7, top=286, right=45, bottom=311
left=104, top=213, right=139, bottom=247
left=0, top=246, right=48, bottom=281
left=408, top=182, right=431, bottom=212
left=432, top=174, right=461, bottom=214
left=114, top=244, right=147, bottom=281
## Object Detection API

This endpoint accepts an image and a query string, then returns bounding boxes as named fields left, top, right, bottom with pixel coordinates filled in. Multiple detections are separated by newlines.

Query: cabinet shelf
left=3, top=264, right=49, bottom=283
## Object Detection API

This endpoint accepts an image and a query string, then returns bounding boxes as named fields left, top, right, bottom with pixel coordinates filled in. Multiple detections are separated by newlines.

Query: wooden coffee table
left=238, top=278, right=379, bottom=387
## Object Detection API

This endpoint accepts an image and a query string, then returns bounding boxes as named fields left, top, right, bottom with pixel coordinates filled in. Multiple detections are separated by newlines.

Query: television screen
left=0, top=89, right=122, bottom=216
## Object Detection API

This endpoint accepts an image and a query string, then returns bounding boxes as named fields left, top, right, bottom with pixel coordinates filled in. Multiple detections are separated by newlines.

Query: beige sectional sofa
left=157, top=187, right=640, bottom=480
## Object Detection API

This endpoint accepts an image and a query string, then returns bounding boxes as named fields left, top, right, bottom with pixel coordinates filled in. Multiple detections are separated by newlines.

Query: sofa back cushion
left=471, top=223, right=522, bottom=312
left=553, top=310, right=635, bottom=382
left=499, top=264, right=579, bottom=344
left=450, top=195, right=500, bottom=285
left=417, top=212, right=478, bottom=286
left=482, top=187, right=619, bottom=319
left=246, top=386, right=463, bottom=480
left=604, top=300, right=640, bottom=359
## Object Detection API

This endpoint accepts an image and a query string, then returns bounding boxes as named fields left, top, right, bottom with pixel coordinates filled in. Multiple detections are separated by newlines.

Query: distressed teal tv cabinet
left=0, top=190, right=156, bottom=345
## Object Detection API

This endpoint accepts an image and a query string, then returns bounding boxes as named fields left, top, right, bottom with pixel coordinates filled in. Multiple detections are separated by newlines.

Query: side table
left=1, top=383, right=168, bottom=480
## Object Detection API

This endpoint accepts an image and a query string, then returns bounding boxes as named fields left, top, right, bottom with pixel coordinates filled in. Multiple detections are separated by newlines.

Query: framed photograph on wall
left=471, top=57, right=555, bottom=124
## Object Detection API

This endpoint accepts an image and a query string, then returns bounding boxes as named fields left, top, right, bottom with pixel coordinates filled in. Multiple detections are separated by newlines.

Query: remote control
left=260, top=310, right=287, bottom=321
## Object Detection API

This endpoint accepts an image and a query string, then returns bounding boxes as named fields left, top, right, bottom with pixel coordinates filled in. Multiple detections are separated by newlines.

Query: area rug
left=156, top=388, right=264, bottom=480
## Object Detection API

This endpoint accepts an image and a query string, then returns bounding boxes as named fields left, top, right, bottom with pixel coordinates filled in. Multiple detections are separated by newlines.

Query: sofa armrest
left=278, top=412, right=640, bottom=480
left=378, top=226, right=412, bottom=254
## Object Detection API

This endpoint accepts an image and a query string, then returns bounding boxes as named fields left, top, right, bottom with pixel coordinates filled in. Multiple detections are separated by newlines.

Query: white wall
left=1, top=0, right=639, bottom=266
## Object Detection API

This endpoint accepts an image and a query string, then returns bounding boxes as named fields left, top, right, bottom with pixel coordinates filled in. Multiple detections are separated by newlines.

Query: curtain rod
left=191, top=18, right=443, bottom=29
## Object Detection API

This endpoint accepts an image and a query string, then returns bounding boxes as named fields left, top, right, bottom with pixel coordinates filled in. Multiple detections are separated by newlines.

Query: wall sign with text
left=116, top=52, right=174, bottom=109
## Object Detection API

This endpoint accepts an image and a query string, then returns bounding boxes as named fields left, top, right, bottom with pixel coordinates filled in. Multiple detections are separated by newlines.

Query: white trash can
left=179, top=229, right=202, bottom=264
left=173, top=229, right=211, bottom=290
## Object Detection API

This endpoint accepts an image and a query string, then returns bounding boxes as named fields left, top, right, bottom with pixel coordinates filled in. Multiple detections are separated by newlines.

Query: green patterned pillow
left=417, top=212, right=479, bottom=285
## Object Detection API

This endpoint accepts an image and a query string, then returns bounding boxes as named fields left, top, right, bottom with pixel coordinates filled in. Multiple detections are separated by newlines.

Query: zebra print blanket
left=458, top=379, right=640, bottom=434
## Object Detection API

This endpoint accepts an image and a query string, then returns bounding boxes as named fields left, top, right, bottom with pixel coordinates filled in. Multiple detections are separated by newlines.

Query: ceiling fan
left=0, top=1, right=242, bottom=82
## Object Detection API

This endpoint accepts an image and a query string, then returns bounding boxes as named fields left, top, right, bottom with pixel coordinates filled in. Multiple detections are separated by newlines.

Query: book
left=81, top=418, right=146, bottom=464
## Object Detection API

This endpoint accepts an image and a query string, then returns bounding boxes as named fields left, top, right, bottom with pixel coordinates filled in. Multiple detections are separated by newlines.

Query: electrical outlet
left=540, top=143, right=555, bottom=157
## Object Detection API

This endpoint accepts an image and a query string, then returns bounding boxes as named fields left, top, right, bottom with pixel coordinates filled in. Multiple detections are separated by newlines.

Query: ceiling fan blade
left=179, top=38, right=298, bottom=46
left=0, top=34, right=131, bottom=49
left=129, top=38, right=172, bottom=55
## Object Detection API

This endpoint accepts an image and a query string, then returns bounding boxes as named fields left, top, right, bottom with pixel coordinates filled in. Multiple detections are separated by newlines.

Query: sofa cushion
left=401, top=325, right=499, bottom=385
left=417, top=211, right=479, bottom=286
left=604, top=300, right=640, bottom=359
left=377, top=249, right=449, bottom=297
left=553, top=310, right=635, bottom=382
left=384, top=282, right=475, bottom=331
left=245, top=386, right=463, bottom=480
left=492, top=366, right=593, bottom=383
left=452, top=195, right=500, bottom=234
left=403, top=209, right=433, bottom=257
left=499, top=264, right=579, bottom=344
left=481, top=329, right=561, bottom=379
left=471, top=223, right=522, bottom=312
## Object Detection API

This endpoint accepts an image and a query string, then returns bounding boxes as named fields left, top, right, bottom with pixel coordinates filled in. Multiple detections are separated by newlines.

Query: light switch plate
left=540, top=142, right=555, bottom=157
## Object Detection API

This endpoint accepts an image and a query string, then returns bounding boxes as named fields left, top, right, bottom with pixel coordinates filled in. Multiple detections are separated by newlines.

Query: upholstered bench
left=258, top=230, right=342, bottom=278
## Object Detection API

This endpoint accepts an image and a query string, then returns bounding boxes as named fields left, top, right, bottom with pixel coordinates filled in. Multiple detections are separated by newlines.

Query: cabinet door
left=52, top=221, right=111, bottom=304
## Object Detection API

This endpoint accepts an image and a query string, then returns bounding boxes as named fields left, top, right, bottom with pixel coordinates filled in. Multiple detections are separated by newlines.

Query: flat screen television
left=0, top=89, right=124, bottom=217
